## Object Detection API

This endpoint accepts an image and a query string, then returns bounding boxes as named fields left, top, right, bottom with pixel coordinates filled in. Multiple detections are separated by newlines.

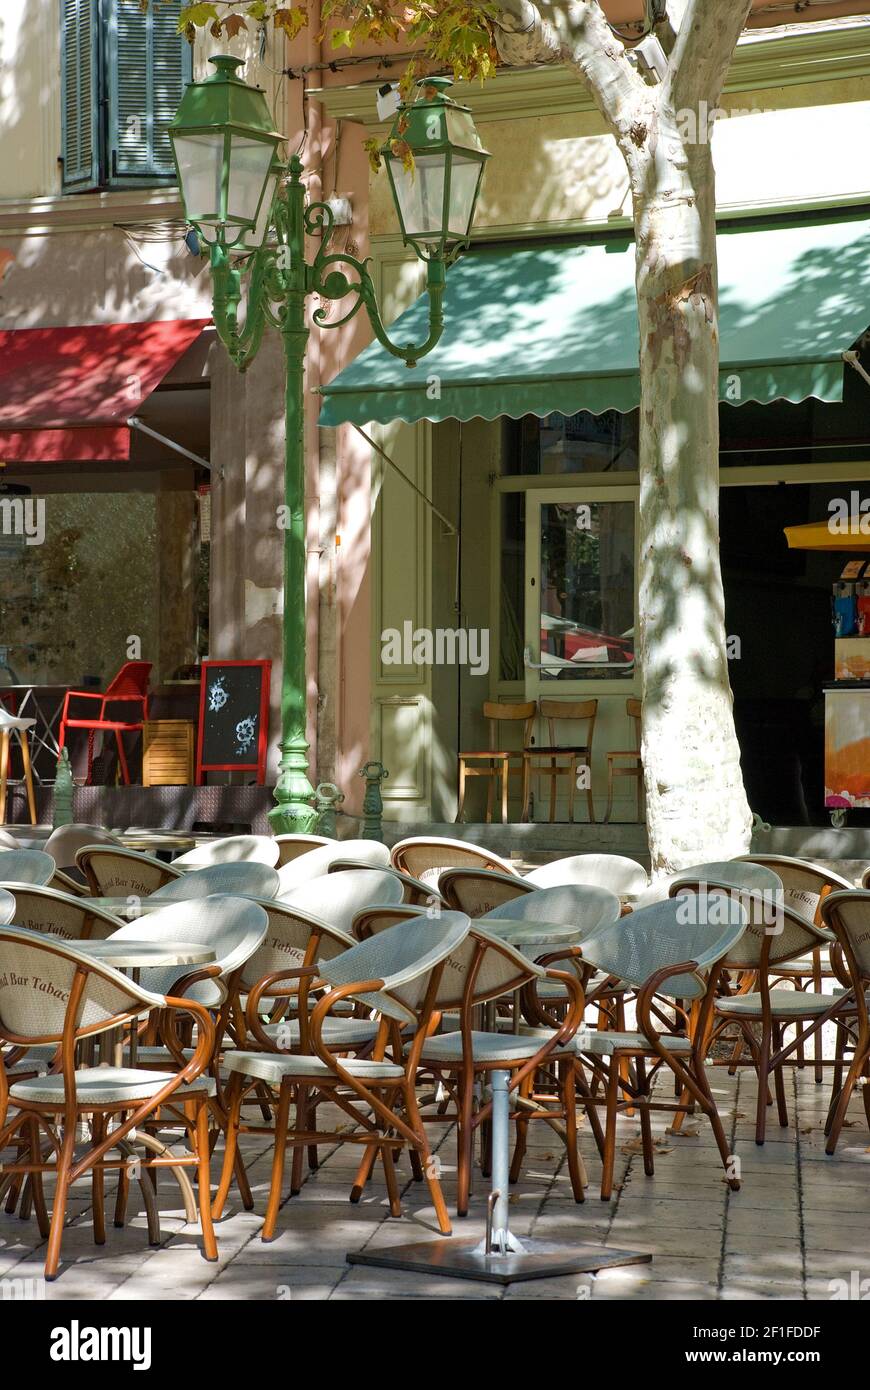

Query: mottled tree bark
left=488, top=0, right=753, bottom=872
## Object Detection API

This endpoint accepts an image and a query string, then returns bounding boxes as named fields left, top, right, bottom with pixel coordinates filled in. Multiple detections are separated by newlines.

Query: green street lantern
left=380, top=76, right=490, bottom=263
left=168, top=55, right=283, bottom=249
left=170, top=57, right=489, bottom=833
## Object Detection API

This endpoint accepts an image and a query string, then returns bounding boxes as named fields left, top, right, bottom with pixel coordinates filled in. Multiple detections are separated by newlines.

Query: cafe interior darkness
left=502, top=347, right=870, bottom=827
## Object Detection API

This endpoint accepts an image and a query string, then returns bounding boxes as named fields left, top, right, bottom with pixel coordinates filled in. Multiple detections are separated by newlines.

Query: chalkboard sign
left=195, top=660, right=271, bottom=785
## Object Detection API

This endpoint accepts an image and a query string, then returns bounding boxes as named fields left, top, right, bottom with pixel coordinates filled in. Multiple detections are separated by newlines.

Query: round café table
left=350, top=917, right=650, bottom=1286
left=75, top=938, right=217, bottom=1233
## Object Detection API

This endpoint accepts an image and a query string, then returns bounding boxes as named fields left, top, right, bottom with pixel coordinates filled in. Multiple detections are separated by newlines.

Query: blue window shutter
left=60, top=0, right=100, bottom=191
left=107, top=0, right=191, bottom=184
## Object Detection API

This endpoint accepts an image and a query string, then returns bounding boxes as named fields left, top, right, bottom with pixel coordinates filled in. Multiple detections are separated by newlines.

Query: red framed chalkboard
left=195, top=660, right=271, bottom=785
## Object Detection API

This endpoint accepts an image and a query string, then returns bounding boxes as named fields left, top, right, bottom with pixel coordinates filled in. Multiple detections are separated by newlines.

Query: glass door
left=523, top=486, right=639, bottom=705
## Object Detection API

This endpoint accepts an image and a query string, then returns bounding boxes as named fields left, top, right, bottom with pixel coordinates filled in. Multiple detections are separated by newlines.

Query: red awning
left=0, top=319, right=210, bottom=463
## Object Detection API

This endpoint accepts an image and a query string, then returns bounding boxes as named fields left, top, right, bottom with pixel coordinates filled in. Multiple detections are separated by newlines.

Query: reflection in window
left=503, top=411, right=639, bottom=475
left=540, top=501, right=634, bottom=680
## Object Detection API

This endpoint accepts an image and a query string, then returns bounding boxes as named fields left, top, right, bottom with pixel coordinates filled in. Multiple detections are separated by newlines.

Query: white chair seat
left=0, top=713, right=35, bottom=731
left=416, top=1029, right=570, bottom=1064
left=260, top=1017, right=380, bottom=1047
left=716, top=989, right=843, bottom=1018
left=222, top=1050, right=405, bottom=1085
left=575, top=1029, right=692, bottom=1054
left=773, top=952, right=831, bottom=972
left=9, top=1067, right=216, bottom=1105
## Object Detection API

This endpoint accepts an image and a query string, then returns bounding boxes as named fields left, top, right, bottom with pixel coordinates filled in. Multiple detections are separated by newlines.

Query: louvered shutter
left=60, top=0, right=100, bottom=191
left=107, top=0, right=191, bottom=183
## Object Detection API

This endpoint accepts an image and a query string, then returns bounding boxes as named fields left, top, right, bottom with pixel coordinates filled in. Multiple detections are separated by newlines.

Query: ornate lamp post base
left=267, top=741, right=318, bottom=835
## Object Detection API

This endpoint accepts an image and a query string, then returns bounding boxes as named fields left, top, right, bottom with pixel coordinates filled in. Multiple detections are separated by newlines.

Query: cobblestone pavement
left=2, top=1063, right=869, bottom=1302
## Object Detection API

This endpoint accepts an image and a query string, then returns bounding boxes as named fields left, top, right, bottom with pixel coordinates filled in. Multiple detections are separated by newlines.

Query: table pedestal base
left=347, top=1238, right=651, bottom=1286
left=347, top=1068, right=652, bottom=1287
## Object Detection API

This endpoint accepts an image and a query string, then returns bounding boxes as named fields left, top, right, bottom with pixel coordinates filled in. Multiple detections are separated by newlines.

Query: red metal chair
left=59, top=662, right=151, bottom=786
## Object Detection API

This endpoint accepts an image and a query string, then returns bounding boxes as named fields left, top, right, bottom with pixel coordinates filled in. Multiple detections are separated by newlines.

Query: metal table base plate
left=347, top=1238, right=652, bottom=1286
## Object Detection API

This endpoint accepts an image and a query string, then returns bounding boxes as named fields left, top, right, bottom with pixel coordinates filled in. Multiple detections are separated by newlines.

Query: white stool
left=0, top=707, right=37, bottom=825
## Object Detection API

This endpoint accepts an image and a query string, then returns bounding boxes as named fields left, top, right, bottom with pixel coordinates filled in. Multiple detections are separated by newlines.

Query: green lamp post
left=170, top=58, right=489, bottom=832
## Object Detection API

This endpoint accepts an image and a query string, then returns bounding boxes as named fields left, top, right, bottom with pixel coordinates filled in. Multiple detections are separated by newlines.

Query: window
left=61, top=0, right=191, bottom=192
left=539, top=500, right=635, bottom=680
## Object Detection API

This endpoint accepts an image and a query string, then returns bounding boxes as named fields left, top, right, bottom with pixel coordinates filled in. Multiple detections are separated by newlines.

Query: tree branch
left=665, top=0, right=753, bottom=111
left=488, top=0, right=647, bottom=138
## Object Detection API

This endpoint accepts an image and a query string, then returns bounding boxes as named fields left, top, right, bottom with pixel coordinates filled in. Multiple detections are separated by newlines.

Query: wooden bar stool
left=0, top=707, right=38, bottom=825
left=456, top=700, right=536, bottom=824
left=604, top=697, right=643, bottom=823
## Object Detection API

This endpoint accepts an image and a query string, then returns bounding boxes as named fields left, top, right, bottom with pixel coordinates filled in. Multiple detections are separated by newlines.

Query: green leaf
left=330, top=28, right=351, bottom=49
left=178, top=2, right=219, bottom=29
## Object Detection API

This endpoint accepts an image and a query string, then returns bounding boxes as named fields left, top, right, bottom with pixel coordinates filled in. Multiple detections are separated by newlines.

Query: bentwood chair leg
left=263, top=1079, right=293, bottom=1240
left=585, top=759, right=595, bottom=823
left=548, top=760, right=556, bottom=823
left=601, top=1060, right=620, bottom=1201
left=0, top=732, right=8, bottom=825
left=18, top=730, right=37, bottom=825
left=825, top=1047, right=866, bottom=1155
left=812, top=951, right=824, bottom=1085
left=695, top=1061, right=740, bottom=1190
left=289, top=1085, right=307, bottom=1197
left=568, top=757, right=576, bottom=824
left=573, top=1060, right=606, bottom=1159
left=212, top=1074, right=244, bottom=1220
left=561, top=1059, right=585, bottom=1203
left=456, top=1074, right=476, bottom=1217
left=501, top=761, right=509, bottom=824
left=45, top=1120, right=77, bottom=1281
left=636, top=1058, right=655, bottom=1177
left=485, top=765, right=494, bottom=824
left=773, top=1026, right=789, bottom=1128
left=350, top=1142, right=379, bottom=1202
left=92, top=1114, right=107, bottom=1245
left=381, top=1143, right=402, bottom=1217
left=509, top=1073, right=532, bottom=1183
left=26, top=1117, right=49, bottom=1240
left=755, top=1026, right=772, bottom=1146
left=405, top=1082, right=452, bottom=1234
left=195, top=1101, right=218, bottom=1261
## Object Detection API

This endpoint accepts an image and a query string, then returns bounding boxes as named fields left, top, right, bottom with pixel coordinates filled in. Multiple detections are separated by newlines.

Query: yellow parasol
left=784, top=518, right=870, bottom=551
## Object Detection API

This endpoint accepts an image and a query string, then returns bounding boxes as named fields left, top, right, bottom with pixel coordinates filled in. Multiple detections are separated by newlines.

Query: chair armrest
left=245, top=965, right=320, bottom=1047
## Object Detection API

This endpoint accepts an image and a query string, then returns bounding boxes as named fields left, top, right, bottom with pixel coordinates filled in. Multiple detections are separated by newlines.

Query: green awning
left=318, top=212, right=870, bottom=427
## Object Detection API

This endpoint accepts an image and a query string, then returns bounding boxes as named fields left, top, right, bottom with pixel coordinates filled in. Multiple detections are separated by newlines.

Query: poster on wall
left=195, top=660, right=271, bottom=785
left=825, top=686, right=870, bottom=809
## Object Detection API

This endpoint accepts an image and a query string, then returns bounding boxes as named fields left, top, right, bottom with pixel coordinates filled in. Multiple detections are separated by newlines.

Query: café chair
left=327, top=860, right=438, bottom=906
left=522, top=698, right=598, bottom=824
left=438, top=866, right=535, bottom=917
left=276, top=839, right=390, bottom=892
left=736, top=853, right=855, bottom=1081
left=214, top=912, right=472, bottom=1237
left=456, top=699, right=536, bottom=824
left=413, top=920, right=587, bottom=1214
left=150, top=862, right=280, bottom=902
left=274, top=834, right=334, bottom=867
left=673, top=874, right=846, bottom=1144
left=574, top=895, right=748, bottom=1199
left=0, top=888, right=14, bottom=924
left=604, top=697, right=644, bottom=823
left=0, top=925, right=218, bottom=1279
left=0, top=848, right=57, bottom=887
left=278, top=868, right=404, bottom=934
left=2, top=884, right=121, bottom=942
left=44, top=824, right=124, bottom=895
left=172, top=834, right=280, bottom=870
left=75, top=846, right=181, bottom=897
left=525, top=852, right=648, bottom=898
left=0, top=706, right=37, bottom=826
left=390, top=835, right=518, bottom=887
left=818, top=890, right=870, bottom=1154
left=58, top=660, right=151, bottom=786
